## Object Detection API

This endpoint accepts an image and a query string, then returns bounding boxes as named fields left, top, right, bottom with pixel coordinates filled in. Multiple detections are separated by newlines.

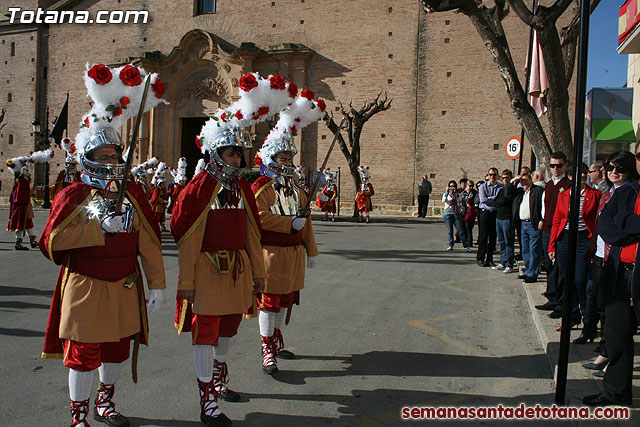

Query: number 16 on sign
left=506, top=136, right=521, bottom=175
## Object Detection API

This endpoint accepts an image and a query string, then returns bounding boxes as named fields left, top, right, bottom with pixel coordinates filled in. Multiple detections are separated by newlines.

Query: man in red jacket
left=548, top=163, right=601, bottom=328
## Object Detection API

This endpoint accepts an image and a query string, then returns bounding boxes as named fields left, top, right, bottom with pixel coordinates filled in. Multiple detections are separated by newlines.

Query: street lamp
left=32, top=112, right=52, bottom=209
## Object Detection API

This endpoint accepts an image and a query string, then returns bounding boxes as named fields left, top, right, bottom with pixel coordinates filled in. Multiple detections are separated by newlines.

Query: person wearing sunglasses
left=584, top=146, right=640, bottom=407
left=476, top=167, right=503, bottom=267
left=536, top=152, right=572, bottom=317
left=588, top=162, right=609, bottom=193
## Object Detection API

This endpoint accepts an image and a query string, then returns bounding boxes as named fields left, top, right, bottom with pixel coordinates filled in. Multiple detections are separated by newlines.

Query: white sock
left=258, top=310, right=275, bottom=337
left=15, top=231, right=23, bottom=239
left=68, top=369, right=93, bottom=401
left=98, top=362, right=121, bottom=385
left=194, top=345, right=214, bottom=382
left=26, top=228, right=35, bottom=237
left=274, top=309, right=286, bottom=330
left=214, top=337, right=230, bottom=364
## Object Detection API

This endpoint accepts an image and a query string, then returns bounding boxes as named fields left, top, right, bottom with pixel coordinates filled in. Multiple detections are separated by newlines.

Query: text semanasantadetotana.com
left=401, top=404, right=629, bottom=420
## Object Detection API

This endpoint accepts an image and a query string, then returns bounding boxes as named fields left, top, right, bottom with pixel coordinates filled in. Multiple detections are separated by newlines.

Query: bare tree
left=421, top=0, right=600, bottom=170
left=324, top=92, right=392, bottom=216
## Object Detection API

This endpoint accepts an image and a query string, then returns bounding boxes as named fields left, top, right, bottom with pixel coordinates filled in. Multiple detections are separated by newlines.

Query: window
left=9, top=135, right=14, bottom=145
left=195, top=0, right=216, bottom=15
left=7, top=93, right=12, bottom=102
left=10, top=42, right=15, bottom=56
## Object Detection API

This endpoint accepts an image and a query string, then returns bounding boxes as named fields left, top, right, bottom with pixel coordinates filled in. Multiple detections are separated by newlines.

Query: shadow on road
left=266, top=351, right=551, bottom=386
left=0, top=285, right=53, bottom=297
left=0, top=327, right=44, bottom=337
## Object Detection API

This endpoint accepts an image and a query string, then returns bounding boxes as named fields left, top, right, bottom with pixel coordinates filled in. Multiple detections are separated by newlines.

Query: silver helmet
left=261, top=134, right=297, bottom=180
left=78, top=127, right=126, bottom=189
left=202, top=128, right=252, bottom=189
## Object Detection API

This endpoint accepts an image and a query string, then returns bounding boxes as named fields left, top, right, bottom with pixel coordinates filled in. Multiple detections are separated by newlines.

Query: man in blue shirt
left=477, top=167, right=504, bottom=267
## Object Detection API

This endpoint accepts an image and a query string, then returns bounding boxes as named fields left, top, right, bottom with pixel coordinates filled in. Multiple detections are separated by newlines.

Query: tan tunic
left=52, top=205, right=165, bottom=343
left=255, top=183, right=318, bottom=295
left=177, top=187, right=266, bottom=316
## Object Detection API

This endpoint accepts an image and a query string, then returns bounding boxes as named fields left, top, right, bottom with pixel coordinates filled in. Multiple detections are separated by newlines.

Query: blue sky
left=587, top=1, right=628, bottom=90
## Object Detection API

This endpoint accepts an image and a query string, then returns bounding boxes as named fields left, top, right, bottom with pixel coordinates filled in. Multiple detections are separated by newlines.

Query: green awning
left=592, top=119, right=636, bottom=142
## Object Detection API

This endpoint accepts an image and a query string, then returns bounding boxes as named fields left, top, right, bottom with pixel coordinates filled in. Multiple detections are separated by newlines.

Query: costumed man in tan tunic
left=172, top=72, right=296, bottom=427
left=131, top=157, right=158, bottom=199
left=252, top=89, right=325, bottom=374
left=39, top=63, right=167, bottom=427
left=167, top=157, right=187, bottom=215
left=54, top=137, right=82, bottom=197
left=6, top=149, right=53, bottom=249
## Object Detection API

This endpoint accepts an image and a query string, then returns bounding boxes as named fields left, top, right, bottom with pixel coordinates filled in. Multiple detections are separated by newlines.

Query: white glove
left=101, top=214, right=125, bottom=233
left=146, top=289, right=165, bottom=314
left=306, top=255, right=318, bottom=269
left=292, top=216, right=307, bottom=231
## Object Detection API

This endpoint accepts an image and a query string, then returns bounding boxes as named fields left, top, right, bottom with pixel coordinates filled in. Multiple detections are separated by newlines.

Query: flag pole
left=520, top=0, right=537, bottom=174
left=555, top=0, right=591, bottom=405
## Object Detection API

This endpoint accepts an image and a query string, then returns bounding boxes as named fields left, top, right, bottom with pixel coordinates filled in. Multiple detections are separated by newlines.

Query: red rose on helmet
left=83, top=117, right=90, bottom=127
left=269, top=75, right=286, bottom=90
left=234, top=110, right=243, bottom=120
left=258, top=106, right=269, bottom=116
left=87, top=64, right=112, bottom=85
left=221, top=112, right=228, bottom=122
left=112, top=106, right=123, bottom=117
left=288, top=82, right=298, bottom=98
left=301, top=89, right=315, bottom=100
left=317, top=99, right=326, bottom=112
left=152, top=78, right=166, bottom=98
left=119, top=65, right=142, bottom=86
left=195, top=135, right=202, bottom=149
left=254, top=153, right=262, bottom=166
left=239, top=73, right=258, bottom=92
left=290, top=125, right=298, bottom=134
left=119, top=96, right=130, bottom=107
left=295, top=118, right=301, bottom=122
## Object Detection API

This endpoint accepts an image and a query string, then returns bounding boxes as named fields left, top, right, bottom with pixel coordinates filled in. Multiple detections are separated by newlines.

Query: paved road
left=0, top=211, right=631, bottom=426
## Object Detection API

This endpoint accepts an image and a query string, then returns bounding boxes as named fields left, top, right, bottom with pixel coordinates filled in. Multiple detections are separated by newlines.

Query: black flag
left=50, top=94, right=68, bottom=148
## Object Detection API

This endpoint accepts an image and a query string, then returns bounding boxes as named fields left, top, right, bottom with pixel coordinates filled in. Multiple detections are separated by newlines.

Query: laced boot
left=70, top=399, right=91, bottom=427
left=29, top=235, right=38, bottom=248
left=273, top=329, right=295, bottom=359
left=261, top=335, right=278, bottom=374
left=213, top=361, right=240, bottom=402
left=93, top=383, right=129, bottom=427
left=197, top=379, right=232, bottom=427
left=15, top=238, right=29, bottom=250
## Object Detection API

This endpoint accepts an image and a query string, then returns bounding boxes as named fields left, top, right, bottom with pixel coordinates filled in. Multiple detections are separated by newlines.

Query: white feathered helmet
left=174, top=157, right=187, bottom=184
left=151, top=162, right=167, bottom=186
left=260, top=90, right=326, bottom=178
left=61, top=137, right=78, bottom=166
left=7, top=149, right=54, bottom=178
left=194, top=158, right=206, bottom=177
left=323, top=167, right=336, bottom=185
left=357, top=165, right=370, bottom=181
left=74, top=63, right=167, bottom=189
left=197, top=73, right=297, bottom=185
left=295, top=165, right=306, bottom=184
left=131, top=156, right=159, bottom=181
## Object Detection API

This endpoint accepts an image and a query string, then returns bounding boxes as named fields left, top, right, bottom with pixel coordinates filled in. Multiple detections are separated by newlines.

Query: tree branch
left=421, top=0, right=478, bottom=14
left=548, top=0, right=575, bottom=21
left=509, top=0, right=533, bottom=26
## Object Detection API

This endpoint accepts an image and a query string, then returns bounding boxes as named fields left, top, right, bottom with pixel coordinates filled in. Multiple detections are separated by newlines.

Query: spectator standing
left=538, top=152, right=572, bottom=317
left=417, top=174, right=432, bottom=218
left=442, top=180, right=469, bottom=251
left=476, top=167, right=503, bottom=267
left=588, top=162, right=609, bottom=193
left=548, top=163, right=601, bottom=328
left=461, top=181, right=477, bottom=246
left=513, top=173, right=544, bottom=282
left=583, top=143, right=640, bottom=407
left=532, top=169, right=546, bottom=188
left=578, top=152, right=638, bottom=348
left=463, top=198, right=477, bottom=247
left=493, top=169, right=517, bottom=273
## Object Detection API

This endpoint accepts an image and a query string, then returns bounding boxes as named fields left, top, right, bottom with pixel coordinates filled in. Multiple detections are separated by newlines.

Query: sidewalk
left=519, top=264, right=640, bottom=418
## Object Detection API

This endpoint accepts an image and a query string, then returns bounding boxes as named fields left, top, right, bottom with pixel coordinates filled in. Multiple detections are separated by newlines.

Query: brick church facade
left=1, top=0, right=543, bottom=211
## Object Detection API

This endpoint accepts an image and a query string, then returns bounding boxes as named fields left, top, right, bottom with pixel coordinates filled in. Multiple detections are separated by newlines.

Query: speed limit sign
left=505, top=136, right=521, bottom=160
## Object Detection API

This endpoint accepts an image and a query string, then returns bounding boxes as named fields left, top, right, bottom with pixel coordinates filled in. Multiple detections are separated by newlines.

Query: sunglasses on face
left=605, top=163, right=626, bottom=174
left=488, top=173, right=497, bottom=176
left=549, top=163, right=564, bottom=169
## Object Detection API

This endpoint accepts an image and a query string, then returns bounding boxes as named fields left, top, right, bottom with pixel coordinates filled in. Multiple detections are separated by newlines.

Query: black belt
left=592, top=255, right=604, bottom=267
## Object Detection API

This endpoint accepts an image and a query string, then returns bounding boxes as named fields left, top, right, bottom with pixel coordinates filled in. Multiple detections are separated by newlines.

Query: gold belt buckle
left=216, top=251, right=231, bottom=273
